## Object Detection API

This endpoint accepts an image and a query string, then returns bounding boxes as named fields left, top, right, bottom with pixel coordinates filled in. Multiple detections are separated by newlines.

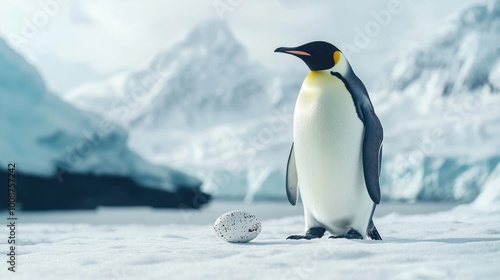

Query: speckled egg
left=213, top=211, right=262, bottom=243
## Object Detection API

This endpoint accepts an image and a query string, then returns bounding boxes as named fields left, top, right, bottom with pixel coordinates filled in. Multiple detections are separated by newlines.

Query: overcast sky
left=0, top=0, right=481, bottom=93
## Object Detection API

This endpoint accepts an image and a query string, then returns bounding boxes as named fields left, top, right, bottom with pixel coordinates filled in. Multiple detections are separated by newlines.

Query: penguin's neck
left=303, top=70, right=331, bottom=86
left=302, top=52, right=353, bottom=90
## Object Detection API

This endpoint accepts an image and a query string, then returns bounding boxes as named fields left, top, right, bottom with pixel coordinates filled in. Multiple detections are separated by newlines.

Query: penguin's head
left=274, top=41, right=341, bottom=71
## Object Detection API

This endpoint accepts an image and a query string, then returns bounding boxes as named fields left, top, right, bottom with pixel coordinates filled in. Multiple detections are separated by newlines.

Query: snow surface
left=1, top=199, right=499, bottom=279
left=63, top=1, right=500, bottom=202
left=0, top=38, right=201, bottom=191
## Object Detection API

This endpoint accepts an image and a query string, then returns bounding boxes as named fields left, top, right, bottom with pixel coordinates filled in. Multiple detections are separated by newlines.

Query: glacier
left=0, top=37, right=209, bottom=209
left=65, top=1, right=500, bottom=203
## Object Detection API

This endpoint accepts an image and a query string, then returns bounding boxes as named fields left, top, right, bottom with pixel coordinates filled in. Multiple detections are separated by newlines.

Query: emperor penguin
left=275, top=41, right=383, bottom=240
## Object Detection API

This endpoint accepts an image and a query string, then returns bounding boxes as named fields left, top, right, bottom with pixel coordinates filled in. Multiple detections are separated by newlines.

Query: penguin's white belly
left=293, top=72, right=373, bottom=235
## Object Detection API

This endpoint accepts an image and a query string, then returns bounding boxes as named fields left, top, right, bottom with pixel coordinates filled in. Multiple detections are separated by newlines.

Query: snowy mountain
left=389, top=0, right=500, bottom=95
left=0, top=37, right=209, bottom=209
left=65, top=2, right=500, bottom=203
left=65, top=20, right=281, bottom=128
left=66, top=19, right=301, bottom=200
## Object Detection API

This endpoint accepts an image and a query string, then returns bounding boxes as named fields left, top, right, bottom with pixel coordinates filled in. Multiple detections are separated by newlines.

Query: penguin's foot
left=329, top=229, right=363, bottom=240
left=287, top=227, right=326, bottom=240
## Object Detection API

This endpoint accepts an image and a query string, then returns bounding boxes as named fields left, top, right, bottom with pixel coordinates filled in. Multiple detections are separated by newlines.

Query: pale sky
left=0, top=0, right=481, bottom=93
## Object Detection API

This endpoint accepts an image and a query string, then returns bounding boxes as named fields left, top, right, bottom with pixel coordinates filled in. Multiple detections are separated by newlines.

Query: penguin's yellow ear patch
left=333, top=51, right=341, bottom=64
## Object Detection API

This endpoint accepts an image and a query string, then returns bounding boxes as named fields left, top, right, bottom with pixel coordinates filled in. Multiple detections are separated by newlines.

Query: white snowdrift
left=469, top=163, right=500, bottom=212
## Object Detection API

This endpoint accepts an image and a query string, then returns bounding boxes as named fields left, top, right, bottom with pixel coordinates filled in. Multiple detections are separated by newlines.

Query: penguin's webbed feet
left=329, top=229, right=363, bottom=240
left=287, top=227, right=326, bottom=240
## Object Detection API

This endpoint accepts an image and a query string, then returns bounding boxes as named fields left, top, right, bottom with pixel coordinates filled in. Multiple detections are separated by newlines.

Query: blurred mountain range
left=65, top=20, right=299, bottom=201
left=388, top=0, right=500, bottom=95
left=0, top=38, right=210, bottom=210
left=28, top=0, right=500, bottom=203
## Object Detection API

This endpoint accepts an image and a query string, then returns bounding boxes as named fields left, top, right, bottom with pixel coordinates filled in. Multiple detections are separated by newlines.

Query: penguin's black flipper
left=361, top=108, right=383, bottom=204
left=286, top=143, right=299, bottom=206
left=367, top=219, right=382, bottom=240
left=330, top=71, right=383, bottom=204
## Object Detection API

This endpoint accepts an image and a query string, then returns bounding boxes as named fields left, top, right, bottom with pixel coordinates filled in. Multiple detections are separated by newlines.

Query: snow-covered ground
left=1, top=198, right=499, bottom=279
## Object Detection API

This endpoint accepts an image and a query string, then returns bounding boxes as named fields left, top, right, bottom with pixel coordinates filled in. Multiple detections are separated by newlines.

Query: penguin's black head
left=274, top=41, right=340, bottom=71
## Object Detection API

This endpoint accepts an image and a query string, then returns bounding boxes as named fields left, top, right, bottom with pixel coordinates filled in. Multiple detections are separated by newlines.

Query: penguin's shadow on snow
left=237, top=240, right=343, bottom=246
left=237, top=241, right=293, bottom=246
left=238, top=239, right=365, bottom=246
left=242, top=237, right=500, bottom=246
